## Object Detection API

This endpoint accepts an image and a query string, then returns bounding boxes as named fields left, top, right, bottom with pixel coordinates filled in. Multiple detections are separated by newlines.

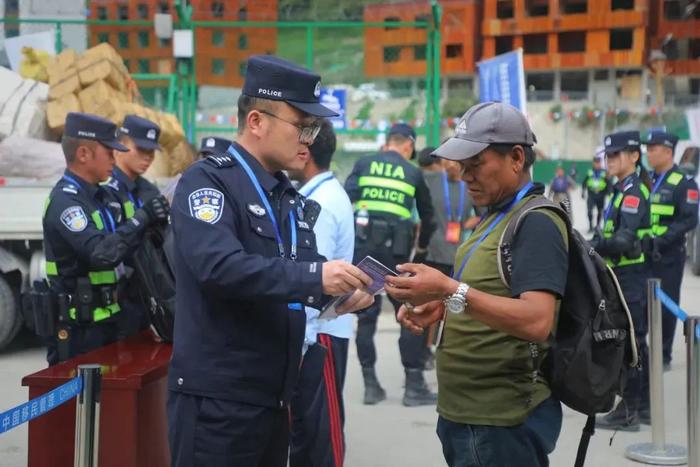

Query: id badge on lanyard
left=442, top=172, right=465, bottom=245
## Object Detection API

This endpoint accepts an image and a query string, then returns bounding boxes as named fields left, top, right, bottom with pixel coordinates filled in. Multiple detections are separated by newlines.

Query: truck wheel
left=0, top=274, right=19, bottom=349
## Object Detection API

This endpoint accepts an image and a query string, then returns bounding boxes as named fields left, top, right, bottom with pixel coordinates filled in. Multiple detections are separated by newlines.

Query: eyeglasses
left=258, top=110, right=321, bottom=145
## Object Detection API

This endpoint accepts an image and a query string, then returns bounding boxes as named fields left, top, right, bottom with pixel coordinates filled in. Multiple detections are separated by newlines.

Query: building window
left=525, top=0, right=549, bottom=16
left=118, top=32, right=130, bottom=49
left=137, top=4, right=149, bottom=19
left=663, top=1, right=683, bottom=18
left=691, top=39, right=700, bottom=59
left=497, top=0, right=514, bottom=18
left=118, top=5, right=129, bottom=20
left=558, top=32, right=586, bottom=53
left=238, top=34, right=248, bottom=50
left=212, top=2, right=224, bottom=18
left=383, top=46, right=402, bottom=62
left=526, top=72, right=555, bottom=101
left=414, top=44, right=427, bottom=60
left=384, top=16, right=401, bottom=30
left=97, top=33, right=110, bottom=44
left=495, top=36, right=514, bottom=55
left=238, top=7, right=247, bottom=21
left=594, top=69, right=609, bottom=81
left=523, top=34, right=548, bottom=54
left=445, top=44, right=463, bottom=58
left=212, top=59, right=225, bottom=75
left=560, top=71, right=589, bottom=100
left=239, top=61, right=247, bottom=77
left=123, top=60, right=130, bottom=71
left=138, top=59, right=150, bottom=73
left=610, top=29, right=633, bottom=50
left=611, top=0, right=634, bottom=10
left=212, top=30, right=224, bottom=46
left=138, top=31, right=150, bottom=48
left=560, top=0, right=587, bottom=14
left=159, top=38, right=170, bottom=48
left=159, top=2, right=169, bottom=13
left=690, top=78, right=700, bottom=96
left=97, top=6, right=108, bottom=20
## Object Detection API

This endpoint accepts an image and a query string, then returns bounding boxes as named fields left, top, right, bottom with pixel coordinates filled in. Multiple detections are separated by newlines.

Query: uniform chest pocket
left=246, top=211, right=277, bottom=240
left=297, top=229, right=317, bottom=252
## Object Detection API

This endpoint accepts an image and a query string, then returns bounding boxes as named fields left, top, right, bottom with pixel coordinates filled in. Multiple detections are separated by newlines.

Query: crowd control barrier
left=625, top=279, right=699, bottom=466
left=1, top=364, right=102, bottom=467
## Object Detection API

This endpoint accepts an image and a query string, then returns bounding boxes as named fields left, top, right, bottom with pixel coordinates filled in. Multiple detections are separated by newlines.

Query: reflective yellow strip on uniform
left=88, top=270, right=118, bottom=285
left=45, top=261, right=58, bottom=276
left=357, top=176, right=416, bottom=197
left=355, top=200, right=412, bottom=219
left=123, top=200, right=135, bottom=219
left=91, top=211, right=104, bottom=231
left=640, top=183, right=650, bottom=199
left=651, top=204, right=674, bottom=216
left=68, top=303, right=121, bottom=322
left=667, top=173, right=683, bottom=186
left=608, top=254, right=646, bottom=268
left=43, top=197, right=51, bottom=217
left=652, top=225, right=669, bottom=236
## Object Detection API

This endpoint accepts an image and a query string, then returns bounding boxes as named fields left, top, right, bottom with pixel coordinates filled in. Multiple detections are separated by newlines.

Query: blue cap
left=645, top=130, right=678, bottom=149
left=242, top=55, right=338, bottom=118
left=199, top=136, right=232, bottom=156
left=604, top=130, right=641, bottom=154
left=388, top=123, right=416, bottom=142
left=64, top=112, right=128, bottom=152
left=118, top=115, right=161, bottom=151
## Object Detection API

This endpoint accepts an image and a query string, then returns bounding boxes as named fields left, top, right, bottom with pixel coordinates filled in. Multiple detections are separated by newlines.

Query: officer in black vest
left=167, top=55, right=373, bottom=467
left=582, top=154, right=611, bottom=232
left=345, top=123, right=437, bottom=406
left=39, top=113, right=169, bottom=365
left=198, top=136, right=233, bottom=159
left=643, top=130, right=699, bottom=369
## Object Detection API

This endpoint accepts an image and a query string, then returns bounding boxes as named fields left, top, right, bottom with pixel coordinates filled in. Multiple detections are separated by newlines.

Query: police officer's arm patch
left=189, top=188, right=225, bottom=224
left=60, top=206, right=88, bottom=232
left=621, top=195, right=640, bottom=214
left=687, top=189, right=699, bottom=204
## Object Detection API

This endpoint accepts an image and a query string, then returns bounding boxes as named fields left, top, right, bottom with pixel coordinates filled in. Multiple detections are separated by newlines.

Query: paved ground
left=0, top=188, right=697, bottom=467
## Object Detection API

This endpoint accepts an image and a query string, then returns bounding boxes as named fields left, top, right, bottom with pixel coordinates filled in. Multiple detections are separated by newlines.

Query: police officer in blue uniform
left=593, top=131, right=653, bottom=431
left=198, top=136, right=233, bottom=159
left=167, top=55, right=374, bottom=467
left=40, top=113, right=170, bottom=365
left=643, top=130, right=699, bottom=369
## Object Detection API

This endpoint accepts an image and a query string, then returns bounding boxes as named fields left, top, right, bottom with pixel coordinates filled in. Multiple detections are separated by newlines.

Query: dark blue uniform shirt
left=168, top=143, right=326, bottom=408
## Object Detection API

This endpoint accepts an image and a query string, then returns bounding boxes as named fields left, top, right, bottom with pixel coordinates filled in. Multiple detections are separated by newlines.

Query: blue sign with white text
left=477, top=50, right=526, bottom=113
left=320, top=89, right=347, bottom=130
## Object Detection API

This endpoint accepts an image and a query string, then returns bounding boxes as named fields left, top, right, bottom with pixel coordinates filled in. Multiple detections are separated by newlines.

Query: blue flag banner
left=477, top=49, right=526, bottom=114
left=0, top=376, right=82, bottom=435
left=655, top=285, right=700, bottom=339
left=320, top=89, right=347, bottom=131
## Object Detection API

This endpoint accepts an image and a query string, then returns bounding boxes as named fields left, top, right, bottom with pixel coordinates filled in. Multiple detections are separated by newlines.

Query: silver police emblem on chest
left=247, top=204, right=266, bottom=217
left=188, top=188, right=224, bottom=224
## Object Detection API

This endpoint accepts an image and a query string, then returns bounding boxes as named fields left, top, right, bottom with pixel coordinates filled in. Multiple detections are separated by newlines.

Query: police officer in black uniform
left=593, top=131, right=653, bottom=431
left=40, top=113, right=170, bottom=365
left=643, top=130, right=699, bottom=369
left=167, top=55, right=373, bottom=467
left=345, top=123, right=437, bottom=406
left=582, top=154, right=611, bottom=232
left=198, top=136, right=233, bottom=159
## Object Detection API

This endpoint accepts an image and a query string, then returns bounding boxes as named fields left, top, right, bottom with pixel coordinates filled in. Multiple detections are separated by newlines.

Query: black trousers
left=354, top=248, right=428, bottom=371
left=167, top=392, right=289, bottom=467
left=46, top=320, right=119, bottom=366
left=587, top=194, right=606, bottom=229
left=651, top=252, right=686, bottom=365
left=290, top=335, right=349, bottom=467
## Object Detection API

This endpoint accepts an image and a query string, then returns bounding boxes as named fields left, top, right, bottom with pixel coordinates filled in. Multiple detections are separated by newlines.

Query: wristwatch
left=444, top=283, right=470, bottom=315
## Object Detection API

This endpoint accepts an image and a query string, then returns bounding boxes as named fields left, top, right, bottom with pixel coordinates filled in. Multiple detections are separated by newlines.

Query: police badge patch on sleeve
left=189, top=188, right=224, bottom=224
left=60, top=206, right=88, bottom=232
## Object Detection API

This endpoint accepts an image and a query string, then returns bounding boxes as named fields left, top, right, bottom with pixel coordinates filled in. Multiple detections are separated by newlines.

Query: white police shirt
left=299, top=172, right=355, bottom=353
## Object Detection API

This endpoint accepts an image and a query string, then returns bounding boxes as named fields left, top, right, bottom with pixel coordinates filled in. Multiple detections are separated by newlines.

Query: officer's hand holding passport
left=322, top=260, right=375, bottom=314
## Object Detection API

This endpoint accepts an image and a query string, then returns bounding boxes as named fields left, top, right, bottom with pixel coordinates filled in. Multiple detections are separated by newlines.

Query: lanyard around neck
left=453, top=182, right=533, bottom=280
left=442, top=171, right=465, bottom=222
left=228, top=147, right=297, bottom=260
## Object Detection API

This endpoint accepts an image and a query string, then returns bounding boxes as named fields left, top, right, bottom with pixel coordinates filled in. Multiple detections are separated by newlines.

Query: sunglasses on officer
left=258, top=109, right=321, bottom=145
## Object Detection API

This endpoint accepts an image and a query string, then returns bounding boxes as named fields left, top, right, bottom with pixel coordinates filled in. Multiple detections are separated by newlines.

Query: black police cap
left=199, top=136, right=233, bottom=156
left=242, top=55, right=338, bottom=118
left=604, top=130, right=641, bottom=154
left=64, top=112, right=128, bottom=152
left=388, top=122, right=417, bottom=142
left=119, top=114, right=161, bottom=151
left=646, top=130, right=678, bottom=150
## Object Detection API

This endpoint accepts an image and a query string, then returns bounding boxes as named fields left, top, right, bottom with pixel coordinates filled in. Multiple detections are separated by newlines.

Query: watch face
left=447, top=298, right=464, bottom=314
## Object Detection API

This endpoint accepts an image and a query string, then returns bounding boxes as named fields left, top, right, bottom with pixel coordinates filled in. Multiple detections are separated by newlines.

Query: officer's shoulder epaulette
left=56, top=179, right=79, bottom=195
left=205, top=154, right=236, bottom=168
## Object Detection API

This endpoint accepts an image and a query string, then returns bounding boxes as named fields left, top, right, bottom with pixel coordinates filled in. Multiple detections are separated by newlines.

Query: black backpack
left=130, top=224, right=177, bottom=342
left=497, top=197, right=638, bottom=467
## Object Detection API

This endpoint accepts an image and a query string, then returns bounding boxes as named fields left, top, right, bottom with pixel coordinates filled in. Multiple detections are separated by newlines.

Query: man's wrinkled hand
left=322, top=260, right=372, bottom=296
left=385, top=263, right=456, bottom=306
left=397, top=300, right=445, bottom=336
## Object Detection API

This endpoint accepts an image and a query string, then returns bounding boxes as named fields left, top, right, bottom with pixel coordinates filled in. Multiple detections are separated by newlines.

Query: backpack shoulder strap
left=497, top=196, right=571, bottom=288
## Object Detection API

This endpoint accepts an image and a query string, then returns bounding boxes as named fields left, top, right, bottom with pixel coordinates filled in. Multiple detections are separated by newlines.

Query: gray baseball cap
left=432, top=102, right=537, bottom=161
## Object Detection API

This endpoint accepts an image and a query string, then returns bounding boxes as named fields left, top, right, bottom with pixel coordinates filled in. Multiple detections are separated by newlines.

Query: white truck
left=0, top=178, right=52, bottom=348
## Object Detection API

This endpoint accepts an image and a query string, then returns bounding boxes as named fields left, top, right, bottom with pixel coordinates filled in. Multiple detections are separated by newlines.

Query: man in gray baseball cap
left=387, top=101, right=568, bottom=466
